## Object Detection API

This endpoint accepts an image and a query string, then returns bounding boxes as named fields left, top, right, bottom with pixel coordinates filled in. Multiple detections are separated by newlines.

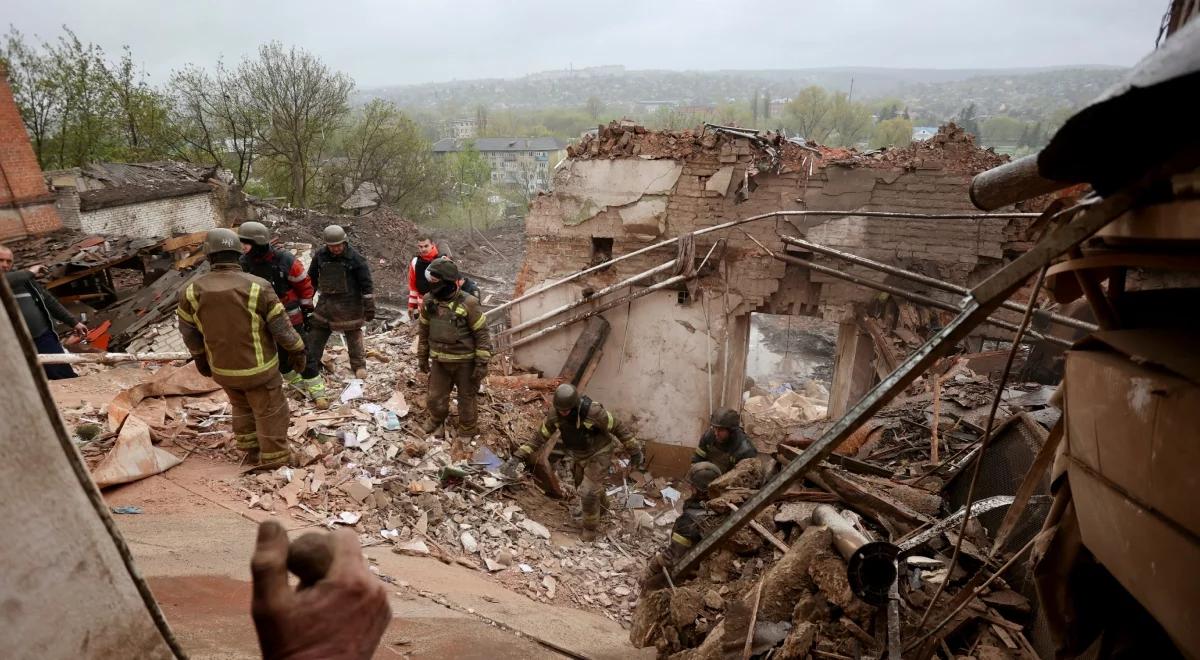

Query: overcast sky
left=5, top=0, right=1165, bottom=88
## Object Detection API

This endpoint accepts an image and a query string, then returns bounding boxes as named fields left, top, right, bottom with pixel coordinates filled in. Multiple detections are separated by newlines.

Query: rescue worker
left=237, top=221, right=329, bottom=409
left=407, top=237, right=479, bottom=315
left=1, top=244, right=88, bottom=380
left=307, top=225, right=374, bottom=379
left=417, top=257, right=491, bottom=437
left=640, top=462, right=723, bottom=589
left=692, top=407, right=758, bottom=474
left=512, top=383, right=643, bottom=541
left=177, top=229, right=308, bottom=470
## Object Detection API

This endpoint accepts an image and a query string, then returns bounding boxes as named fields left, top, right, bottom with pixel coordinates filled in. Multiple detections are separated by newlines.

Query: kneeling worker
left=418, top=257, right=491, bottom=437
left=640, top=461, right=723, bottom=589
left=693, top=407, right=758, bottom=473
left=512, top=384, right=643, bottom=541
left=177, top=229, right=308, bottom=470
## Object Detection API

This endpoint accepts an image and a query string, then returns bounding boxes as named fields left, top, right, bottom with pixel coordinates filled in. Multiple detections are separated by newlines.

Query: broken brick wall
left=512, top=125, right=1025, bottom=449
left=74, top=192, right=222, bottom=239
left=0, top=67, right=63, bottom=241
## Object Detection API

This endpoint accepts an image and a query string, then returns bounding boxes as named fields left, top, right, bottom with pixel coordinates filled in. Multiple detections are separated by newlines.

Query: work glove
left=289, top=349, right=308, bottom=375
left=629, top=449, right=646, bottom=471
left=193, top=354, right=212, bottom=378
left=472, top=361, right=488, bottom=383
left=363, top=297, right=376, bottom=322
left=417, top=357, right=430, bottom=374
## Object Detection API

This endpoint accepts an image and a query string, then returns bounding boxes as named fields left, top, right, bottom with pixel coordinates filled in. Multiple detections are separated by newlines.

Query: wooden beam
left=557, top=316, right=610, bottom=385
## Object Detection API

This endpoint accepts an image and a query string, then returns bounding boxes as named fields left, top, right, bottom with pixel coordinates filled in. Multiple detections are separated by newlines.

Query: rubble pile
left=742, top=381, right=830, bottom=443
left=827, top=123, right=1010, bottom=174
left=64, top=320, right=679, bottom=626
left=631, top=359, right=1060, bottom=658
left=566, top=121, right=815, bottom=170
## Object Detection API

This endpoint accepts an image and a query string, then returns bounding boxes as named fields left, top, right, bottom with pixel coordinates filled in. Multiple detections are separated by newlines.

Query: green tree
left=784, top=86, right=834, bottom=142
left=870, top=117, right=913, bottom=149
left=979, top=115, right=1025, bottom=146
left=829, top=93, right=873, bottom=147
left=235, top=42, right=354, bottom=207
left=168, top=61, right=261, bottom=186
left=321, top=100, right=445, bottom=219
left=956, top=103, right=980, bottom=137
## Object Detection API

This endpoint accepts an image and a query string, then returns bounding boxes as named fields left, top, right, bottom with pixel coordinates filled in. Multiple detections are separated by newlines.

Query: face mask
left=432, top=280, right=457, bottom=300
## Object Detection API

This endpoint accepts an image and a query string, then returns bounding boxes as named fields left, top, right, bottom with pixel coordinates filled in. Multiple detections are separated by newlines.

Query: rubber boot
left=302, top=376, right=330, bottom=410
left=281, top=370, right=303, bottom=387
left=354, top=367, right=367, bottom=379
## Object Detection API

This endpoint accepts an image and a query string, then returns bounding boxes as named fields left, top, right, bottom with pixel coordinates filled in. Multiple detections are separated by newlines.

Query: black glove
left=418, top=357, right=430, bottom=374
left=288, top=349, right=308, bottom=374
left=629, top=449, right=646, bottom=471
left=193, top=354, right=212, bottom=378
left=472, top=361, right=488, bottom=383
left=363, top=297, right=375, bottom=322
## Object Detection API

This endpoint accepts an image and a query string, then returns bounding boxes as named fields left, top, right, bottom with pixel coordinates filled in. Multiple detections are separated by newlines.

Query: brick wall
left=0, top=66, right=62, bottom=240
left=78, top=193, right=221, bottom=238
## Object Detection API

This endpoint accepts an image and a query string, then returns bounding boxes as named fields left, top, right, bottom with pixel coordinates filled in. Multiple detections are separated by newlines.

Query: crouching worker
left=508, top=384, right=643, bottom=541
left=177, top=229, right=308, bottom=470
left=693, top=407, right=758, bottom=474
left=640, top=462, right=723, bottom=589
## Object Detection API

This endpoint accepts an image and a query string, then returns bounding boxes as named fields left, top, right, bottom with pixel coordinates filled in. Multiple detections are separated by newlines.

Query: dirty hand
left=363, top=298, right=376, bottom=322
left=418, top=357, right=429, bottom=374
left=251, top=520, right=391, bottom=660
left=73, top=321, right=89, bottom=335
left=193, top=354, right=212, bottom=377
left=500, top=456, right=525, bottom=478
left=289, top=350, right=308, bottom=374
left=472, top=361, right=488, bottom=383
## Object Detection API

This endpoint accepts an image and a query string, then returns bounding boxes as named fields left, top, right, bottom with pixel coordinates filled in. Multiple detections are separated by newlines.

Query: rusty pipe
left=970, top=153, right=1072, bottom=211
left=811, top=504, right=899, bottom=605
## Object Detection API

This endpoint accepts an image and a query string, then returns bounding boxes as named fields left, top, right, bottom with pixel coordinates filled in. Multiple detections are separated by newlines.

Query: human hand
left=73, top=321, right=89, bottom=335
left=472, top=361, right=488, bottom=383
left=251, top=521, right=391, bottom=660
left=193, top=354, right=212, bottom=377
left=289, top=350, right=308, bottom=374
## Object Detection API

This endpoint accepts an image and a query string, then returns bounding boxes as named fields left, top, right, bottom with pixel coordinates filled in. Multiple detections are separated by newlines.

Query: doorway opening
left=743, top=313, right=838, bottom=428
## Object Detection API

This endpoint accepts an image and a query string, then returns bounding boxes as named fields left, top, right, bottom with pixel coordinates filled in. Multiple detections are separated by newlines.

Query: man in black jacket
left=1, top=244, right=88, bottom=379
left=307, top=225, right=374, bottom=379
left=692, top=407, right=758, bottom=474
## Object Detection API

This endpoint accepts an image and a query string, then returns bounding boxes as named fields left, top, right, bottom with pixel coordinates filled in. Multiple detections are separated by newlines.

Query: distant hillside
left=361, top=65, right=1125, bottom=122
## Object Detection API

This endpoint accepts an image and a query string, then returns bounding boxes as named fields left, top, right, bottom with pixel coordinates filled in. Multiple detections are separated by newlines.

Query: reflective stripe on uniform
left=259, top=448, right=291, bottom=461
left=176, top=307, right=194, bottom=322
left=471, top=314, right=487, bottom=330
left=235, top=432, right=259, bottom=449
left=431, top=349, right=474, bottom=361
left=474, top=349, right=491, bottom=359
left=266, top=302, right=286, bottom=321
left=211, top=353, right=279, bottom=377
left=671, top=533, right=692, bottom=547
left=450, top=302, right=468, bottom=317
left=248, top=283, right=265, bottom=367
left=539, top=423, right=551, bottom=438
left=186, top=284, right=202, bottom=332
left=605, top=410, right=615, bottom=431
left=694, top=448, right=708, bottom=457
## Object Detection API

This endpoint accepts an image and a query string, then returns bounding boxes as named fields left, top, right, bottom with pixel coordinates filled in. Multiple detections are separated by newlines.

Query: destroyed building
left=45, top=161, right=249, bottom=238
left=509, top=122, right=1032, bottom=457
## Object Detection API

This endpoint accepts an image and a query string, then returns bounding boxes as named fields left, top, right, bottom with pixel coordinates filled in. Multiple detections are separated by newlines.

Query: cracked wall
left=512, top=128, right=1028, bottom=450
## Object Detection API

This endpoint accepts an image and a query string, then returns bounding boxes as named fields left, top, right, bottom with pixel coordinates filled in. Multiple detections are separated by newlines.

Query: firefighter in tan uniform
left=417, top=257, right=491, bottom=437
left=177, top=229, right=308, bottom=470
left=512, top=383, right=643, bottom=541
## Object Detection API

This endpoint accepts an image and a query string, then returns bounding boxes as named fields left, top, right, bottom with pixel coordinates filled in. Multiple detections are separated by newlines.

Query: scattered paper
left=384, top=391, right=410, bottom=418
left=380, top=528, right=400, bottom=540
left=660, top=486, right=681, bottom=505
left=340, top=379, right=364, bottom=403
left=110, top=505, right=142, bottom=514
left=518, top=563, right=534, bottom=573
left=334, top=511, right=362, bottom=526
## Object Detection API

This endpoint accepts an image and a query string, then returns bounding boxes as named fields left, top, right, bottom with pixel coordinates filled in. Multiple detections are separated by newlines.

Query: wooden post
left=557, top=316, right=610, bottom=385
left=828, top=322, right=875, bottom=419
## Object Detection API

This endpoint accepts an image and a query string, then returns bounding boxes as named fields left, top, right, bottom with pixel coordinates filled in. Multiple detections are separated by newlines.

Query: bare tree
left=168, top=61, right=261, bottom=186
left=235, top=42, right=354, bottom=207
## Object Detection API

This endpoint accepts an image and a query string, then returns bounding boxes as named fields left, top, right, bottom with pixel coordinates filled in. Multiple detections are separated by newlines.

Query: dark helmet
left=687, top=462, right=722, bottom=491
left=323, top=225, right=347, bottom=246
left=426, top=256, right=461, bottom=282
left=553, top=383, right=581, bottom=411
left=710, top=407, right=741, bottom=429
left=204, top=228, right=242, bottom=256
left=237, top=221, right=270, bottom=246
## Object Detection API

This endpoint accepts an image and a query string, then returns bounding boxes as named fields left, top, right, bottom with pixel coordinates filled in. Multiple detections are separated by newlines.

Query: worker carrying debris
left=406, top=236, right=479, bottom=316
left=509, top=383, right=643, bottom=541
left=417, top=256, right=491, bottom=437
left=237, top=221, right=329, bottom=409
left=177, top=229, right=308, bottom=470
left=692, top=407, right=758, bottom=473
left=307, top=225, right=375, bottom=379
left=641, top=461, right=724, bottom=589
left=0, top=243, right=88, bottom=380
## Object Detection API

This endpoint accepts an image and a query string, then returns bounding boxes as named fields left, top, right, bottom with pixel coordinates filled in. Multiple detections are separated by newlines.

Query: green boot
left=301, top=376, right=330, bottom=410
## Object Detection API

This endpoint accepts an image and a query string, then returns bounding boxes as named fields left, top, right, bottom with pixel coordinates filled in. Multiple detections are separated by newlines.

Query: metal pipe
left=970, top=153, right=1071, bottom=211
left=39, top=351, right=192, bottom=364
left=499, top=259, right=677, bottom=337
left=486, top=210, right=1038, bottom=320
left=772, top=252, right=1072, bottom=347
left=811, top=504, right=899, bottom=606
left=780, top=235, right=1098, bottom=334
